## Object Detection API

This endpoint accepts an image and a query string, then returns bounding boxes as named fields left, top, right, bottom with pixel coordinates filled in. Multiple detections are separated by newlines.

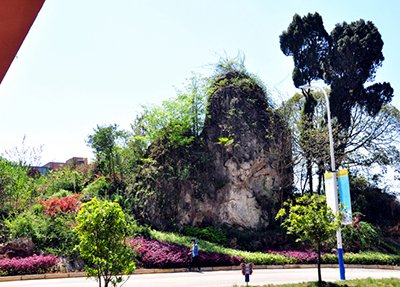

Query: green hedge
left=322, top=251, right=400, bottom=265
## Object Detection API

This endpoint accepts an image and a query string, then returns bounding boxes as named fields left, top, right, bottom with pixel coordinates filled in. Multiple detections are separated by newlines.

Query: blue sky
left=1, top=0, right=399, bottom=165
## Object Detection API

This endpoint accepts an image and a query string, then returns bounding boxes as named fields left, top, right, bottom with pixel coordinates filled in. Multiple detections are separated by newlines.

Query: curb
left=0, top=264, right=399, bottom=282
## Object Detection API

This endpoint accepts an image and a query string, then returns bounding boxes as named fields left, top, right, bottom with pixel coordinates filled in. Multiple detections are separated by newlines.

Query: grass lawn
left=237, top=278, right=400, bottom=287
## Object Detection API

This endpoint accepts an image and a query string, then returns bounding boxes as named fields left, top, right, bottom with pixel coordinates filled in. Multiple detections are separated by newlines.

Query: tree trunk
left=301, top=89, right=317, bottom=195
left=317, top=242, right=322, bottom=287
left=301, top=169, right=308, bottom=195
left=316, top=160, right=324, bottom=195
left=307, top=159, right=313, bottom=194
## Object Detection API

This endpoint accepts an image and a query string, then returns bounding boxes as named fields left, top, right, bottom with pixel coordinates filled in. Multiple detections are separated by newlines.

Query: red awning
left=0, top=0, right=45, bottom=83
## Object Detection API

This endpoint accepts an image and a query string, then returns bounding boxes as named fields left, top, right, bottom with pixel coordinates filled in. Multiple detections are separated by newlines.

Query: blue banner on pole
left=337, top=169, right=352, bottom=225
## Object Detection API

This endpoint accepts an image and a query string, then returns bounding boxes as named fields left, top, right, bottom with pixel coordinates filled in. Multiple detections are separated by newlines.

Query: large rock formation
left=133, top=70, right=292, bottom=233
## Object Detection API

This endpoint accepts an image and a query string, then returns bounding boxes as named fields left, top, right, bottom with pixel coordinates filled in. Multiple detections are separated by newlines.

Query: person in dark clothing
left=189, top=239, right=200, bottom=271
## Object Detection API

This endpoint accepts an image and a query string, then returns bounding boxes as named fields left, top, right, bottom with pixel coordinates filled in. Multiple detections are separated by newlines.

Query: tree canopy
left=280, top=13, right=395, bottom=193
left=276, top=194, right=340, bottom=285
left=87, top=124, right=127, bottom=178
left=281, top=13, right=393, bottom=130
left=75, top=198, right=135, bottom=287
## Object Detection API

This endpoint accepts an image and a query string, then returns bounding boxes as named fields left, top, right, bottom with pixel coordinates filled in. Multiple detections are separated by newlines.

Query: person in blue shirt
left=189, top=239, right=200, bottom=271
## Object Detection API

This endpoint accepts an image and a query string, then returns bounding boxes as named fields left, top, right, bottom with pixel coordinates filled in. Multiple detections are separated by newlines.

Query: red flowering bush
left=0, top=255, right=59, bottom=276
left=199, top=250, right=243, bottom=267
left=130, top=238, right=242, bottom=268
left=267, top=250, right=318, bottom=264
left=39, top=194, right=82, bottom=217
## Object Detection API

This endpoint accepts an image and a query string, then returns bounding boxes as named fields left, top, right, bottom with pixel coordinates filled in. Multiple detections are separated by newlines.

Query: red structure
left=0, top=0, right=45, bottom=83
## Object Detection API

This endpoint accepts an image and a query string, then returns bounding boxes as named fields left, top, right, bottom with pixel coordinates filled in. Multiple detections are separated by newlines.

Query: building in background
left=30, top=157, right=88, bottom=175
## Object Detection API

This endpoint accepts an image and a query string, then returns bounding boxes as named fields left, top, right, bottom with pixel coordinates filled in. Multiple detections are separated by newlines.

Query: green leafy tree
left=182, top=73, right=208, bottom=137
left=276, top=194, right=340, bottom=286
left=0, top=157, right=36, bottom=216
left=280, top=13, right=330, bottom=88
left=134, top=74, right=207, bottom=149
left=87, top=124, right=128, bottom=191
left=137, top=95, right=195, bottom=147
left=75, top=198, right=135, bottom=287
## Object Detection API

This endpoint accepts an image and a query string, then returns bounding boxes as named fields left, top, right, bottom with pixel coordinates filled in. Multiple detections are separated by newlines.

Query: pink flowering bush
left=267, top=250, right=318, bottom=264
left=130, top=238, right=242, bottom=268
left=0, top=255, right=59, bottom=276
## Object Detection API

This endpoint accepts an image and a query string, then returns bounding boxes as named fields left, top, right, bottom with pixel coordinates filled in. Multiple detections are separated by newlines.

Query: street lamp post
left=300, top=84, right=346, bottom=280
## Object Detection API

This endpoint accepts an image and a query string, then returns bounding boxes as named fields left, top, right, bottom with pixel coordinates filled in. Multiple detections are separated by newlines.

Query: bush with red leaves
left=0, top=255, right=59, bottom=276
left=39, top=194, right=82, bottom=217
left=130, top=238, right=243, bottom=268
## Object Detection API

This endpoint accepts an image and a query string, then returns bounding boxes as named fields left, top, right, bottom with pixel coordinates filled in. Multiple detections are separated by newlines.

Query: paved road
left=2, top=268, right=400, bottom=287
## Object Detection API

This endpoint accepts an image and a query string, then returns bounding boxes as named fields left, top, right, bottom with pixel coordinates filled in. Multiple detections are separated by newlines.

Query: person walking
left=189, top=239, right=200, bottom=271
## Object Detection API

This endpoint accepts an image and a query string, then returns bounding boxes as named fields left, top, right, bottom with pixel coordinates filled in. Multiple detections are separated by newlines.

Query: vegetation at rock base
left=0, top=255, right=58, bottom=276
left=183, top=226, right=228, bottom=246
left=130, top=237, right=242, bottom=268
left=146, top=230, right=400, bottom=266
left=149, top=230, right=293, bottom=265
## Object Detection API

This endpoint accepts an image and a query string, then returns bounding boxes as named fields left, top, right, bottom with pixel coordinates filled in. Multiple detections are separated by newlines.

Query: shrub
left=38, top=194, right=82, bottom=217
left=40, top=214, right=79, bottom=257
left=268, top=250, right=318, bottom=264
left=126, top=216, right=152, bottom=238
left=5, top=211, right=46, bottom=244
left=322, top=251, right=400, bottom=265
left=81, top=176, right=110, bottom=199
left=0, top=221, right=8, bottom=244
left=183, top=226, right=228, bottom=246
left=0, top=255, right=58, bottom=276
left=351, top=177, right=400, bottom=228
left=6, top=206, right=79, bottom=257
left=234, top=251, right=293, bottom=265
left=0, top=158, right=36, bottom=215
left=340, top=216, right=381, bottom=252
left=39, top=167, right=85, bottom=195
left=50, top=189, right=72, bottom=198
left=130, top=237, right=242, bottom=268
